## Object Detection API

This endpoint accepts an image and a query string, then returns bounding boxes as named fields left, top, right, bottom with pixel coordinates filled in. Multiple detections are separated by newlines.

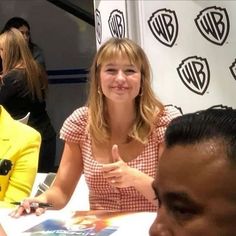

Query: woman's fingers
left=9, top=199, right=45, bottom=218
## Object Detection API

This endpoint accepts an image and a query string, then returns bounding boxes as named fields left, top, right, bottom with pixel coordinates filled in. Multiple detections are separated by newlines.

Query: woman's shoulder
left=61, top=106, right=88, bottom=130
left=151, top=105, right=182, bottom=142
left=60, top=106, right=89, bottom=142
left=2, top=69, right=26, bottom=86
left=3, top=68, right=25, bottom=79
left=156, top=105, right=182, bottom=127
left=68, top=106, right=89, bottom=122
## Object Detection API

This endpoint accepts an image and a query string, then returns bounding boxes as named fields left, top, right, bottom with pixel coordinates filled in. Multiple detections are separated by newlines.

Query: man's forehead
left=161, top=141, right=226, bottom=166
left=158, top=143, right=236, bottom=201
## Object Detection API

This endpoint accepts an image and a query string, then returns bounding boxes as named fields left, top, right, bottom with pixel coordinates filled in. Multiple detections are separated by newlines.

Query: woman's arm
left=10, top=141, right=83, bottom=217
left=41, top=141, right=83, bottom=209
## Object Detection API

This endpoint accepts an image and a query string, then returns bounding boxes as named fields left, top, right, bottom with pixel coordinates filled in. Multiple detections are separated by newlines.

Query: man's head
left=150, top=107, right=236, bottom=236
left=1, top=17, right=31, bottom=44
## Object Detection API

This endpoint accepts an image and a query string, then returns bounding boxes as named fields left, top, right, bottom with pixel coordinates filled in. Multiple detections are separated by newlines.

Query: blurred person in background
left=0, top=28, right=56, bottom=173
left=1, top=16, right=46, bottom=69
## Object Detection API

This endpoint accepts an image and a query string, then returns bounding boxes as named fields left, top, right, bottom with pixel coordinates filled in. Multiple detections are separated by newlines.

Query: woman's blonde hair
left=0, top=28, right=47, bottom=100
left=87, top=37, right=164, bottom=144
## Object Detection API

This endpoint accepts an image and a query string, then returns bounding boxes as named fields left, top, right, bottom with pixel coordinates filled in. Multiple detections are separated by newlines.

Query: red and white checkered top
left=60, top=105, right=181, bottom=212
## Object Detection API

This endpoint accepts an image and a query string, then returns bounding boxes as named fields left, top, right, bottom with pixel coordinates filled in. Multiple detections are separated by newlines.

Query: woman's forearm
left=36, top=186, right=70, bottom=210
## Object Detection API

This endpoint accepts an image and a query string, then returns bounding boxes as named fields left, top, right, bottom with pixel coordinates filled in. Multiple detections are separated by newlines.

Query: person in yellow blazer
left=0, top=105, right=41, bottom=207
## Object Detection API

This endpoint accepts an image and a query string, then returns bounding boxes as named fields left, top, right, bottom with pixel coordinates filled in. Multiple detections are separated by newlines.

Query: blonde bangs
left=96, top=40, right=142, bottom=69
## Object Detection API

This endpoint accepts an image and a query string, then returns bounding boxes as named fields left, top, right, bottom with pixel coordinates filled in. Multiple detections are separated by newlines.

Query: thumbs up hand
left=101, top=144, right=138, bottom=188
left=111, top=144, right=122, bottom=162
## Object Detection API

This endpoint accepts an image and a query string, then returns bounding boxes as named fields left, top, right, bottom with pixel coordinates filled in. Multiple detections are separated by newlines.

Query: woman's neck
left=108, top=101, right=135, bottom=121
left=106, top=102, right=136, bottom=143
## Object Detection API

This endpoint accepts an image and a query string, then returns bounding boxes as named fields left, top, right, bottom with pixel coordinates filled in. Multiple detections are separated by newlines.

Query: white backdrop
left=94, top=0, right=236, bottom=114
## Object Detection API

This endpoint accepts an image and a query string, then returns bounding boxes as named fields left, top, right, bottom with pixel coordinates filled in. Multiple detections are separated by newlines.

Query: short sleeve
left=154, top=105, right=182, bottom=143
left=60, top=107, right=88, bottom=143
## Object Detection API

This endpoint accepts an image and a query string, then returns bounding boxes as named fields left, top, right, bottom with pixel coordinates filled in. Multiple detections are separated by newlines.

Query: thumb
left=112, top=144, right=122, bottom=163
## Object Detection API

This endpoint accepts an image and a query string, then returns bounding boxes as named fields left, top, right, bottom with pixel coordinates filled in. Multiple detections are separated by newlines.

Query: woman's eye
left=125, top=69, right=136, bottom=74
left=104, top=68, right=137, bottom=75
left=106, top=69, right=116, bottom=73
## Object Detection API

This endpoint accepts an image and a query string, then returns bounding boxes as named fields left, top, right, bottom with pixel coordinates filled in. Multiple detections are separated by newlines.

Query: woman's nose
left=116, top=70, right=126, bottom=81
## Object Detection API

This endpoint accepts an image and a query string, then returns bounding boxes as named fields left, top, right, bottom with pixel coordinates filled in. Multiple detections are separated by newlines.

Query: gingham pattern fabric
left=60, top=106, right=181, bottom=212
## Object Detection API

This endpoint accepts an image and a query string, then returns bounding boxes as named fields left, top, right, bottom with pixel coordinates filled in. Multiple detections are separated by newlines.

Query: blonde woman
left=11, top=37, right=181, bottom=217
left=0, top=29, right=56, bottom=173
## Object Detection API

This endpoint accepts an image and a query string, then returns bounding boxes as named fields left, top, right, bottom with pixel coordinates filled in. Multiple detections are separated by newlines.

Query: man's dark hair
left=1, top=16, right=35, bottom=49
left=1, top=17, right=31, bottom=33
left=165, top=106, right=236, bottom=161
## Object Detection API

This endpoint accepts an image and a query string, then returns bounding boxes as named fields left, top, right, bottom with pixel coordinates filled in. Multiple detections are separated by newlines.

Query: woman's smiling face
left=150, top=141, right=236, bottom=236
left=99, top=54, right=141, bottom=104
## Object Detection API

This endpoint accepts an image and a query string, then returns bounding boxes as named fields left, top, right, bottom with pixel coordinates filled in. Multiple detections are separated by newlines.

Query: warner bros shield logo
left=148, top=8, right=178, bottom=47
left=230, top=59, right=236, bottom=80
left=195, top=6, right=230, bottom=46
left=177, top=56, right=210, bottom=95
left=108, top=9, right=125, bottom=38
left=95, top=8, right=102, bottom=44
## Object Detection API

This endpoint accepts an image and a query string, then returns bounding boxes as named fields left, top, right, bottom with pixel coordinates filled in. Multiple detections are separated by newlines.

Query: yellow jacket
left=0, top=106, right=41, bottom=208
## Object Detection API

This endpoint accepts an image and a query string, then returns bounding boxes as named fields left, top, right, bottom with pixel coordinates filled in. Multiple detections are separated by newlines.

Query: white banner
left=94, top=0, right=236, bottom=113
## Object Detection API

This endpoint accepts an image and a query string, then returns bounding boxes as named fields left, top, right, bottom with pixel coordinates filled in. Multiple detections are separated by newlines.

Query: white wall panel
left=94, top=0, right=236, bottom=113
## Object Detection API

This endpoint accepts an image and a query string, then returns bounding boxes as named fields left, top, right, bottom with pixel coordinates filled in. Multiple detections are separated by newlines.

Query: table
left=0, top=208, right=156, bottom=235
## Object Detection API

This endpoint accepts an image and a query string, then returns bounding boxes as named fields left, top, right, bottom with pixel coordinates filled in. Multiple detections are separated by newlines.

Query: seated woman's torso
left=60, top=106, right=182, bottom=211
left=81, top=134, right=158, bottom=212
